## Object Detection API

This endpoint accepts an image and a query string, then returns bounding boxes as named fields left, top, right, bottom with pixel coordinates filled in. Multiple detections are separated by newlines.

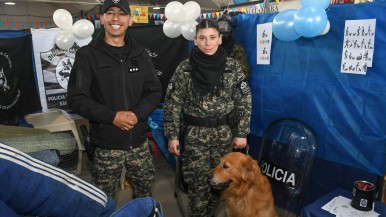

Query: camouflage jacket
left=229, top=43, right=250, bottom=79
left=163, top=57, right=251, bottom=140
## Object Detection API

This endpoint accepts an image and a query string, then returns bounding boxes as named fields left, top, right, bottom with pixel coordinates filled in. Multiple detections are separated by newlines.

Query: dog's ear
left=241, top=158, right=260, bottom=182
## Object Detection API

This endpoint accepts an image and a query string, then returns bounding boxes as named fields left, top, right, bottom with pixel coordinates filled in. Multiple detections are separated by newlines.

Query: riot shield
left=258, top=118, right=317, bottom=217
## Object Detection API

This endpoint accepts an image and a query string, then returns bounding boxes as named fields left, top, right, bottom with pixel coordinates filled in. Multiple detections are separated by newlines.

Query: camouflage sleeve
left=232, top=60, right=252, bottom=138
left=233, top=44, right=250, bottom=79
left=163, top=61, right=189, bottom=140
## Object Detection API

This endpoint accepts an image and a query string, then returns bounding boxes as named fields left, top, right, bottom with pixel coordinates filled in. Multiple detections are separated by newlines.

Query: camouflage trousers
left=182, top=125, right=233, bottom=217
left=91, top=140, right=155, bottom=199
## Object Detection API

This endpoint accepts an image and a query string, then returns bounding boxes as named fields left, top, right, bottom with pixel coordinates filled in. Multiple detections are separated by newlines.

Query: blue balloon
left=272, top=9, right=301, bottom=42
left=301, top=0, right=331, bottom=10
left=293, top=5, right=328, bottom=38
left=233, top=0, right=248, bottom=4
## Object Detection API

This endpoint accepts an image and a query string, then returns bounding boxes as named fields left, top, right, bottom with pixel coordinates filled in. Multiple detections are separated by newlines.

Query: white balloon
left=181, top=20, right=198, bottom=41
left=183, top=1, right=201, bottom=21
left=72, top=19, right=94, bottom=39
left=55, top=30, right=75, bottom=50
left=163, top=20, right=181, bottom=38
left=320, top=20, right=330, bottom=36
left=165, top=1, right=185, bottom=22
left=53, top=9, right=73, bottom=30
left=74, top=35, right=92, bottom=47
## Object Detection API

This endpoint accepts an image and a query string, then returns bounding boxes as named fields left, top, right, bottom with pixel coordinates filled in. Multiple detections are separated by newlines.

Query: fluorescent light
left=153, top=0, right=160, bottom=10
left=5, top=2, right=16, bottom=5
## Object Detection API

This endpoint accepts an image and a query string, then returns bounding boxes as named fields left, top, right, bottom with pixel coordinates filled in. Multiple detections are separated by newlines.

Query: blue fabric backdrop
left=235, top=1, right=386, bottom=177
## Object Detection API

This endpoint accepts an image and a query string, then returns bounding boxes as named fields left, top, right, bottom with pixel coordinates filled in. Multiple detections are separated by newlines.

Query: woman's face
left=194, top=27, right=222, bottom=55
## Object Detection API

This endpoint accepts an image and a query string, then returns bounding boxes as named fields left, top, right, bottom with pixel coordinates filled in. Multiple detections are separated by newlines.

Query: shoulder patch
left=166, top=82, right=174, bottom=96
left=238, top=79, right=250, bottom=95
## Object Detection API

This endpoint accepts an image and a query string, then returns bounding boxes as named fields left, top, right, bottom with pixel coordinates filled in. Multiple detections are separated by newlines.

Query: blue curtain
left=236, top=2, right=386, bottom=176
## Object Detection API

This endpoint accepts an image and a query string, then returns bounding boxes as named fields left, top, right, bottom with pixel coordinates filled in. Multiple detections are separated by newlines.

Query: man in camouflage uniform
left=163, top=19, right=251, bottom=217
left=67, top=0, right=162, bottom=199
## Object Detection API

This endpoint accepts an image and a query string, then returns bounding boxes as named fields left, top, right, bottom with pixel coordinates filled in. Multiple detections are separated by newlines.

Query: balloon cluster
left=53, top=9, right=94, bottom=50
left=272, top=0, right=330, bottom=42
left=163, top=1, right=201, bottom=41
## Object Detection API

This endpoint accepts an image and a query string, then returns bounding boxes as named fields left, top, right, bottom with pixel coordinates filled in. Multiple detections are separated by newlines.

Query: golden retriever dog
left=210, top=152, right=277, bottom=217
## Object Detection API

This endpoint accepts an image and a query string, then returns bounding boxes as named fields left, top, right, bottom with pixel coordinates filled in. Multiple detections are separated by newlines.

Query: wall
left=277, top=0, right=301, bottom=11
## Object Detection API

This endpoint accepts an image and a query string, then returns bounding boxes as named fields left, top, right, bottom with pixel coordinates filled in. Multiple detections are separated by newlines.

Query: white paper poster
left=322, top=195, right=379, bottom=217
left=341, top=19, right=376, bottom=75
left=257, top=22, right=272, bottom=65
left=94, top=20, right=101, bottom=29
left=31, top=28, right=91, bottom=111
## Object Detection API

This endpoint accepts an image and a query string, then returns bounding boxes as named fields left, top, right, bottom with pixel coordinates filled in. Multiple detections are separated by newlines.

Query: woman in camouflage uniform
left=163, top=19, right=251, bottom=217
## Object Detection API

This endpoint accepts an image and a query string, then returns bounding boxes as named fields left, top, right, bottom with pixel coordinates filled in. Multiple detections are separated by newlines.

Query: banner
left=31, top=28, right=91, bottom=111
left=127, top=25, right=189, bottom=100
left=0, top=31, right=41, bottom=122
left=130, top=5, right=149, bottom=23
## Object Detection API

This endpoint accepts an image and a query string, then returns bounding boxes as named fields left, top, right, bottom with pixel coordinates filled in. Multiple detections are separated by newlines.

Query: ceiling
left=2, top=0, right=234, bottom=12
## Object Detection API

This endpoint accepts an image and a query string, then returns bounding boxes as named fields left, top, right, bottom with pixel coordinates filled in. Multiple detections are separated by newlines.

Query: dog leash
left=234, top=144, right=249, bottom=155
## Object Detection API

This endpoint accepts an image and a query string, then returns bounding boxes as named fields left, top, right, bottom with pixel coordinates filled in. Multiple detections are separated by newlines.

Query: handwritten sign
left=257, top=22, right=272, bottom=65
left=341, top=19, right=376, bottom=75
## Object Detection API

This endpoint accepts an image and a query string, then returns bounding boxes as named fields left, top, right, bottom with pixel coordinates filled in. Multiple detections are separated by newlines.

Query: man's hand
left=113, top=111, right=138, bottom=131
left=168, top=139, right=180, bottom=155
left=126, top=111, right=138, bottom=126
left=232, top=137, right=247, bottom=149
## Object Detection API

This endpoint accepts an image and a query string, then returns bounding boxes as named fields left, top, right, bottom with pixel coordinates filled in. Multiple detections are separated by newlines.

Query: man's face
left=194, top=28, right=222, bottom=55
left=100, top=6, right=132, bottom=38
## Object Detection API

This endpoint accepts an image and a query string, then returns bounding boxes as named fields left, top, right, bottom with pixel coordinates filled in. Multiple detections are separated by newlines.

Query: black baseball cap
left=102, top=0, right=131, bottom=15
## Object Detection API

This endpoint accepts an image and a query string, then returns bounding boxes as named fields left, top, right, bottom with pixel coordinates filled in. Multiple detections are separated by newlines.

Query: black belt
left=185, top=110, right=237, bottom=128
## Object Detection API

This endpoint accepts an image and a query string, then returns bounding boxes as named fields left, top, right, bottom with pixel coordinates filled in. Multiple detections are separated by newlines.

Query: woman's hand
left=168, top=139, right=180, bottom=155
left=232, top=137, right=247, bottom=149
